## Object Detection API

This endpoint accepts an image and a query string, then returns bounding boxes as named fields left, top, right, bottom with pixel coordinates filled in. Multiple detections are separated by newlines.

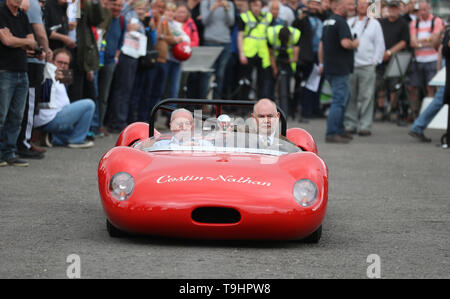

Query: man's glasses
left=55, top=60, right=70, bottom=67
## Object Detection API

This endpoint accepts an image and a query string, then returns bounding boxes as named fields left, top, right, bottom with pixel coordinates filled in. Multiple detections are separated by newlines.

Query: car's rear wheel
left=301, top=225, right=322, bottom=244
left=106, top=219, right=128, bottom=238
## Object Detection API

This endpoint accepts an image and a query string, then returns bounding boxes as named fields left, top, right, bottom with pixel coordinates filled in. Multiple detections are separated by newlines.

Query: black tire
left=301, top=225, right=322, bottom=244
left=106, top=219, right=128, bottom=238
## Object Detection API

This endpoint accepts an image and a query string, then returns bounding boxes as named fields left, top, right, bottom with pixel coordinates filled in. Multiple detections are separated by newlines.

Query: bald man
left=169, top=108, right=194, bottom=133
left=251, top=99, right=281, bottom=146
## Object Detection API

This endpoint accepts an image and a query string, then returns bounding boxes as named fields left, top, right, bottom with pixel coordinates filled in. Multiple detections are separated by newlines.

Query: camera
left=34, top=46, right=43, bottom=58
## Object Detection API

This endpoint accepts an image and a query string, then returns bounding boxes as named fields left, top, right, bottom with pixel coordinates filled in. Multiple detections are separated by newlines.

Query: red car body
left=98, top=121, right=328, bottom=242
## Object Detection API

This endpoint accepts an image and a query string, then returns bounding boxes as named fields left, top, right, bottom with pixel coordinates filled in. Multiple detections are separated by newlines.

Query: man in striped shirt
left=408, top=0, right=443, bottom=118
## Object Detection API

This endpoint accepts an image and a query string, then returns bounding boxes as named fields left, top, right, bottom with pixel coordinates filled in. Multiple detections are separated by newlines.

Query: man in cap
left=375, top=0, right=410, bottom=123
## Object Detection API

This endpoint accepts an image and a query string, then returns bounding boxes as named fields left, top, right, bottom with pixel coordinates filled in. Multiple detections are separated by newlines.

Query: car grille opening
left=192, top=207, right=241, bottom=224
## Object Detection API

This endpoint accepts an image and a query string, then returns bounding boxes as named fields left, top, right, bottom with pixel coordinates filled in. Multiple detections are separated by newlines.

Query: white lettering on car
left=156, top=175, right=271, bottom=187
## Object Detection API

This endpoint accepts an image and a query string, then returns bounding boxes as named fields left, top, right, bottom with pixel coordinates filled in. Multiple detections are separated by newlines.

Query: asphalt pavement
left=1, top=117, right=449, bottom=279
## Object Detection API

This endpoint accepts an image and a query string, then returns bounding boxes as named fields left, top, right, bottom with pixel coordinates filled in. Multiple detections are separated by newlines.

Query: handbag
left=138, top=28, right=158, bottom=69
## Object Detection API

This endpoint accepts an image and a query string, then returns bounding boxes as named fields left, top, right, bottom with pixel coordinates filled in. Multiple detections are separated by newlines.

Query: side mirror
left=286, top=128, right=318, bottom=154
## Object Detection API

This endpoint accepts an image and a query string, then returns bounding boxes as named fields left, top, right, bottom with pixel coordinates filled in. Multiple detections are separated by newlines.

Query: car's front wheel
left=106, top=219, right=128, bottom=238
left=301, top=225, right=322, bottom=244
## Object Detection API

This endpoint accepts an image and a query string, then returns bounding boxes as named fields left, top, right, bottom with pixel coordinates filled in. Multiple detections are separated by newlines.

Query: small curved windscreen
left=133, top=131, right=301, bottom=156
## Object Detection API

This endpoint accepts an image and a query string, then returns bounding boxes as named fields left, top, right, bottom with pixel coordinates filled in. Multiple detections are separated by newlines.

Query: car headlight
left=110, top=172, right=134, bottom=201
left=293, top=179, right=318, bottom=207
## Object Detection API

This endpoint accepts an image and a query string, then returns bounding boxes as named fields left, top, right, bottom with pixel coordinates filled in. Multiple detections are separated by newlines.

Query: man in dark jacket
left=68, top=0, right=104, bottom=102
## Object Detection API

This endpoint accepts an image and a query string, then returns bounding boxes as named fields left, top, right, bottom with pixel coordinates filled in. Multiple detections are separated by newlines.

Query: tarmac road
left=0, top=117, right=449, bottom=279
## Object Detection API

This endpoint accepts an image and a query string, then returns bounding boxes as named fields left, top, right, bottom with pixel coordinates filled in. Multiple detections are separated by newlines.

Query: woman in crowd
left=175, top=3, right=199, bottom=48
left=163, top=2, right=191, bottom=99
left=175, top=3, right=199, bottom=98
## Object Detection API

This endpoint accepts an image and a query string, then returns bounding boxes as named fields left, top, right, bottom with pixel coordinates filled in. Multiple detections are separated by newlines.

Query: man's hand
left=211, top=0, right=221, bottom=11
left=25, top=48, right=35, bottom=57
left=318, top=64, right=323, bottom=76
left=174, top=36, right=183, bottom=44
left=45, top=48, right=53, bottom=62
left=55, top=70, right=64, bottom=81
left=127, top=23, right=141, bottom=32
left=69, top=21, right=77, bottom=31
left=272, top=64, right=278, bottom=77
left=222, top=0, right=229, bottom=10
left=64, top=36, right=76, bottom=49
left=239, top=53, right=248, bottom=65
left=86, top=71, right=94, bottom=82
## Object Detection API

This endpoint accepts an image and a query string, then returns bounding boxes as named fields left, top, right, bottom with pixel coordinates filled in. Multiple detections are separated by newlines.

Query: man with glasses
left=33, top=48, right=96, bottom=148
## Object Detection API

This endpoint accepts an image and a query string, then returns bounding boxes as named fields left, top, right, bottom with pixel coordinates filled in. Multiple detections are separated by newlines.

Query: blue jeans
left=410, top=86, right=445, bottom=134
left=325, top=74, right=351, bottom=137
left=164, top=60, right=182, bottom=99
left=200, top=42, right=232, bottom=99
left=0, top=71, right=29, bottom=160
left=42, top=99, right=95, bottom=145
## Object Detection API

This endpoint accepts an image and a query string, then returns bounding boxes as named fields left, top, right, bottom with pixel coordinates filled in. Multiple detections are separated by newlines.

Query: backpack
left=415, top=16, right=436, bottom=36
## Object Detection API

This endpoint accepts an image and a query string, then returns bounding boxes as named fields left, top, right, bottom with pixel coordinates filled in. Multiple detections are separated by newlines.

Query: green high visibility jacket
left=267, top=25, right=301, bottom=72
left=240, top=11, right=273, bottom=69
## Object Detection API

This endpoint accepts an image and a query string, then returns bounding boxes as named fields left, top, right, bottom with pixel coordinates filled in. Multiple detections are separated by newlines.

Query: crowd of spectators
left=0, top=0, right=449, bottom=166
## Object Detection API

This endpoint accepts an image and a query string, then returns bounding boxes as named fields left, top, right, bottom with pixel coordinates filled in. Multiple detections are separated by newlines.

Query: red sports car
left=98, top=99, right=328, bottom=243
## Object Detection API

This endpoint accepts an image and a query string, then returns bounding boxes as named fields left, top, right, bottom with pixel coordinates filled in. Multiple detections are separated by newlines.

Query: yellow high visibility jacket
left=267, top=25, right=301, bottom=72
left=240, top=11, right=273, bottom=69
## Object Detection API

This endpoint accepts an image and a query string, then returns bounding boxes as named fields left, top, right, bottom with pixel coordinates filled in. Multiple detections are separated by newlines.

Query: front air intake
left=191, top=207, right=241, bottom=224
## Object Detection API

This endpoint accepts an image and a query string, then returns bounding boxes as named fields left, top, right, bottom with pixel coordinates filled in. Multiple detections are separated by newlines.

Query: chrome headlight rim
left=293, top=179, right=318, bottom=207
left=109, top=172, right=135, bottom=201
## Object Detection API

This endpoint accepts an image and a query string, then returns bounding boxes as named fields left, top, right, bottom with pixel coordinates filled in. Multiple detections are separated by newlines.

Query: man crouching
left=34, top=48, right=95, bottom=148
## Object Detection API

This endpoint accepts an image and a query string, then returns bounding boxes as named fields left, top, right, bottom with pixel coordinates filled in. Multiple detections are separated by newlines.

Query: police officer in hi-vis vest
left=267, top=24, right=301, bottom=116
left=237, top=0, right=274, bottom=100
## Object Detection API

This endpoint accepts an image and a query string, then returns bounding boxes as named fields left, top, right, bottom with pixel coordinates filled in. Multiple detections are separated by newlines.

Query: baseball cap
left=387, top=0, right=402, bottom=7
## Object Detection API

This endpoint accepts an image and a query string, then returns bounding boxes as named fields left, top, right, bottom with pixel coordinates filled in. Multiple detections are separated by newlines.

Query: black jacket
left=443, top=27, right=450, bottom=105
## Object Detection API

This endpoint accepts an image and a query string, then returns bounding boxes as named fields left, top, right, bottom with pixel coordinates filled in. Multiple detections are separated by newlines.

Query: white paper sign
left=121, top=31, right=147, bottom=59
left=305, top=64, right=321, bottom=92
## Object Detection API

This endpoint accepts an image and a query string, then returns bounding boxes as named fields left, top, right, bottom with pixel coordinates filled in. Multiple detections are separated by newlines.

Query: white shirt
left=34, top=81, right=70, bottom=128
left=347, top=16, right=385, bottom=67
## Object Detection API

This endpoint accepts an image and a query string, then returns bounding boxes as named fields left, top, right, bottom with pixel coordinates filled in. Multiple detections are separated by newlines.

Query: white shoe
left=67, top=141, right=94, bottom=149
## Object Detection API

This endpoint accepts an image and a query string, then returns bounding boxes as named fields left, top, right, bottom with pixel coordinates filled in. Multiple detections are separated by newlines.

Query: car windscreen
left=133, top=132, right=301, bottom=156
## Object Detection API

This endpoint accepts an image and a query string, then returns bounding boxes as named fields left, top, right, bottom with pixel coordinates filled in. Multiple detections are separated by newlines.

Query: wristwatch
left=159, top=34, right=165, bottom=40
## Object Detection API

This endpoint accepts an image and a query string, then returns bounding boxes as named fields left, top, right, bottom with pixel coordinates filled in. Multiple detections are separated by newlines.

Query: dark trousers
left=238, top=56, right=273, bottom=100
left=107, top=54, right=138, bottom=130
left=17, top=63, right=44, bottom=150
left=67, top=47, right=96, bottom=103
left=293, top=59, right=314, bottom=118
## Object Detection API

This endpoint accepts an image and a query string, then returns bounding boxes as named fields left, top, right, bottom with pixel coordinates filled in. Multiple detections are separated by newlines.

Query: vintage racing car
left=98, top=99, right=328, bottom=243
